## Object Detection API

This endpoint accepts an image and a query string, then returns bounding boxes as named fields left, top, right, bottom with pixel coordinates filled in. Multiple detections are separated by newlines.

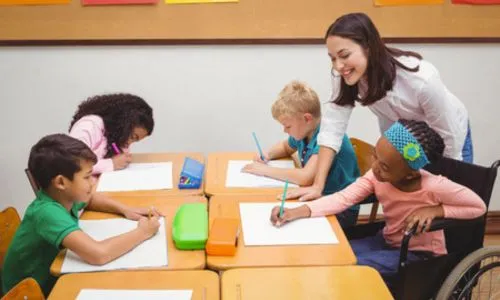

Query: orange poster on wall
left=453, top=0, right=500, bottom=4
left=166, top=0, right=237, bottom=3
left=0, top=0, right=68, bottom=5
left=375, top=0, right=443, bottom=5
left=83, top=0, right=156, bottom=5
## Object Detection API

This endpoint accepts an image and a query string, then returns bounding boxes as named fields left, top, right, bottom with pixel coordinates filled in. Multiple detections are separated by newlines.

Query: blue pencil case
left=178, top=157, right=204, bottom=189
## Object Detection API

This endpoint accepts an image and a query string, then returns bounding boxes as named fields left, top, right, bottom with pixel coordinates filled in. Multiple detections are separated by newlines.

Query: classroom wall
left=1, top=43, right=499, bottom=216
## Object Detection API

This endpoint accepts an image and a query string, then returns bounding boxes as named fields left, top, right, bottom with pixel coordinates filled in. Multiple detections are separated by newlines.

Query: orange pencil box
left=206, top=218, right=240, bottom=256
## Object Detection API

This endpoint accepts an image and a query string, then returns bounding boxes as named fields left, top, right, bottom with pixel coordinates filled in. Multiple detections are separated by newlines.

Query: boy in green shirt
left=243, top=81, right=360, bottom=228
left=2, top=134, right=161, bottom=296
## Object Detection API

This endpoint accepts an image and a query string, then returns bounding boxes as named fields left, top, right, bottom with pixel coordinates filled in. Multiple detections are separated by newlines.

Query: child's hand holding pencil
left=270, top=205, right=311, bottom=227
left=124, top=206, right=163, bottom=221
left=137, top=213, right=160, bottom=238
left=110, top=142, right=132, bottom=170
left=252, top=132, right=269, bottom=163
left=271, top=180, right=311, bottom=227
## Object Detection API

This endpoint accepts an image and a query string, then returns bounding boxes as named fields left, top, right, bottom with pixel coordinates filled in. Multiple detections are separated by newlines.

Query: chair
left=0, top=208, right=44, bottom=300
left=0, top=207, right=21, bottom=298
left=350, top=138, right=379, bottom=223
left=0, top=278, right=44, bottom=300
left=24, top=169, right=40, bottom=196
left=0, top=207, right=21, bottom=270
left=344, top=157, right=500, bottom=300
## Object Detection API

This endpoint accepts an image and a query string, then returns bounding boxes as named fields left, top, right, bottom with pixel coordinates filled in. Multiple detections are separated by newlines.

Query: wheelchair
left=345, top=157, right=500, bottom=300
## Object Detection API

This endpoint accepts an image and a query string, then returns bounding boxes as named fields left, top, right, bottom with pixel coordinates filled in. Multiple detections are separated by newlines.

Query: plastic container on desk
left=178, top=157, right=204, bottom=189
left=172, top=203, right=208, bottom=250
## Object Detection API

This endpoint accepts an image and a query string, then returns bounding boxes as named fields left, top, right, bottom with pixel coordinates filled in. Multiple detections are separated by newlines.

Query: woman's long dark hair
left=70, top=93, right=154, bottom=158
left=326, top=13, right=422, bottom=106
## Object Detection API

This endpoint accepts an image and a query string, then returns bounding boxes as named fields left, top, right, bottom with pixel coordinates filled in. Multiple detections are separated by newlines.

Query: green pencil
left=279, top=180, right=289, bottom=218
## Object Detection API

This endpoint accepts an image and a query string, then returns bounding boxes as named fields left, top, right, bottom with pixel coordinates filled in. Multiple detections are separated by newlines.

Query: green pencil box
left=172, top=203, right=208, bottom=250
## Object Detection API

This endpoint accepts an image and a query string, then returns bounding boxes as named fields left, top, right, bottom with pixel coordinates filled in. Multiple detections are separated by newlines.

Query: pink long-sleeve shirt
left=307, top=169, right=486, bottom=255
left=69, top=115, right=118, bottom=174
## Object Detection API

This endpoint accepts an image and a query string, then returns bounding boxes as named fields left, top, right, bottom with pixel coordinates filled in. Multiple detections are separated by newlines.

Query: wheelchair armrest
left=398, top=216, right=485, bottom=270
left=427, top=216, right=484, bottom=232
left=344, top=221, right=385, bottom=240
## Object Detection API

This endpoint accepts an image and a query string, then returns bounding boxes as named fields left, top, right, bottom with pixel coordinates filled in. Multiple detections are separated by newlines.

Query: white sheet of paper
left=97, top=162, right=173, bottom=192
left=76, top=289, right=193, bottom=300
left=225, top=160, right=299, bottom=188
left=61, top=218, right=168, bottom=273
left=239, top=203, right=338, bottom=246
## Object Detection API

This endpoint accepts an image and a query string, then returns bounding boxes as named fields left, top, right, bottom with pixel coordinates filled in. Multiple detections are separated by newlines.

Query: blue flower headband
left=383, top=122, right=430, bottom=170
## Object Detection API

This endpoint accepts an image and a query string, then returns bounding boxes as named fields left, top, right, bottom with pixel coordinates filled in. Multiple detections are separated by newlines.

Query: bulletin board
left=0, top=0, right=499, bottom=44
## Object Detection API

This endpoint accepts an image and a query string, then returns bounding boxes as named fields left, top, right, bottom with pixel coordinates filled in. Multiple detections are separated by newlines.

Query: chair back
left=25, top=168, right=40, bottom=196
left=424, top=157, right=499, bottom=252
left=1, top=278, right=44, bottom=300
left=350, top=138, right=374, bottom=175
left=0, top=207, right=21, bottom=270
left=350, top=138, right=379, bottom=223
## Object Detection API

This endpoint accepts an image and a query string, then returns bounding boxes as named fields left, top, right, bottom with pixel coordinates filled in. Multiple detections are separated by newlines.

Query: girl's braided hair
left=399, top=119, right=445, bottom=163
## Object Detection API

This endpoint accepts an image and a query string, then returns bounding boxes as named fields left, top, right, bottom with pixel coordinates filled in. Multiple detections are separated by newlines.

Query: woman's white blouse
left=318, top=56, right=468, bottom=160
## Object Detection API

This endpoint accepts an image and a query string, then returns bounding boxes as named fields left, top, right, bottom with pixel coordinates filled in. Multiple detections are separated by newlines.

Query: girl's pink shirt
left=306, top=169, right=486, bottom=255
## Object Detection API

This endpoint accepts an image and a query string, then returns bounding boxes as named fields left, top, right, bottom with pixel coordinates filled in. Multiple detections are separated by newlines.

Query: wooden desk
left=50, top=195, right=206, bottom=276
left=222, top=266, right=393, bottom=300
left=99, top=152, right=205, bottom=197
left=205, top=152, right=299, bottom=197
left=207, top=195, right=356, bottom=271
left=48, top=270, right=219, bottom=300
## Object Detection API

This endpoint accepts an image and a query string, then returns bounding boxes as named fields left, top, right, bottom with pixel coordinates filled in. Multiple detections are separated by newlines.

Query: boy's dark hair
left=28, top=134, right=97, bottom=190
left=69, top=93, right=154, bottom=158
left=325, top=12, right=422, bottom=107
left=399, top=119, right=445, bottom=163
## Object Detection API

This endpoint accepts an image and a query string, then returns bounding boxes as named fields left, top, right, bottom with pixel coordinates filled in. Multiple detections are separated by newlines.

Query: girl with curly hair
left=69, top=93, right=154, bottom=174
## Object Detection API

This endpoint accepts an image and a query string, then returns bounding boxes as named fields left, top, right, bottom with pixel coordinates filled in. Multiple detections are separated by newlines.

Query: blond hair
left=271, top=81, right=321, bottom=119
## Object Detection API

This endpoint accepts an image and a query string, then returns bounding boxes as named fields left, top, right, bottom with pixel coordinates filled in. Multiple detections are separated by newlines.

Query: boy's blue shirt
left=288, top=125, right=360, bottom=210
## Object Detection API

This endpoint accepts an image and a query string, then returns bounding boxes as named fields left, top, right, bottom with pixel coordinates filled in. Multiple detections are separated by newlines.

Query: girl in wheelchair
left=270, top=119, right=486, bottom=291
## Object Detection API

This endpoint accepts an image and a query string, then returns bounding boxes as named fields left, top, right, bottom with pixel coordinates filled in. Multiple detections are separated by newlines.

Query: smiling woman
left=68, top=94, right=155, bottom=175
left=286, top=12, right=473, bottom=203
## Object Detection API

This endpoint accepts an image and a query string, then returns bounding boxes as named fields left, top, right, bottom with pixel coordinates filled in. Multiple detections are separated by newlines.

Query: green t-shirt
left=2, top=191, right=85, bottom=296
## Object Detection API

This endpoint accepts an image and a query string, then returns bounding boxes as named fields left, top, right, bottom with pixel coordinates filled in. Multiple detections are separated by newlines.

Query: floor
left=472, top=235, right=500, bottom=300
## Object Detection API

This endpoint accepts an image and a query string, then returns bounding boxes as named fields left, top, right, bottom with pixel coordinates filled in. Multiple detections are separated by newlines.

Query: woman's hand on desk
left=282, top=185, right=322, bottom=202
left=270, top=205, right=311, bottom=227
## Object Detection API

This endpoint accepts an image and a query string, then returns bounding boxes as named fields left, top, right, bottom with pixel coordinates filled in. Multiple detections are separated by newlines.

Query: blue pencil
left=252, top=132, right=265, bottom=161
left=279, top=180, right=289, bottom=218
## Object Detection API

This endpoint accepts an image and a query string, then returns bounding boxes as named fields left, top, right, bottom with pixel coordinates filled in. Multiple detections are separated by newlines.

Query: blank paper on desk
left=225, top=160, right=299, bottom=188
left=61, top=218, right=167, bottom=273
left=239, top=203, right=338, bottom=246
left=76, top=289, right=192, bottom=300
left=97, top=162, right=173, bottom=192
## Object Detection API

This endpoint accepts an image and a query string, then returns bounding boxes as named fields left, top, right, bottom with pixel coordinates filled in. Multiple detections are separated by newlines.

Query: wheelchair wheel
left=436, top=246, right=500, bottom=300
